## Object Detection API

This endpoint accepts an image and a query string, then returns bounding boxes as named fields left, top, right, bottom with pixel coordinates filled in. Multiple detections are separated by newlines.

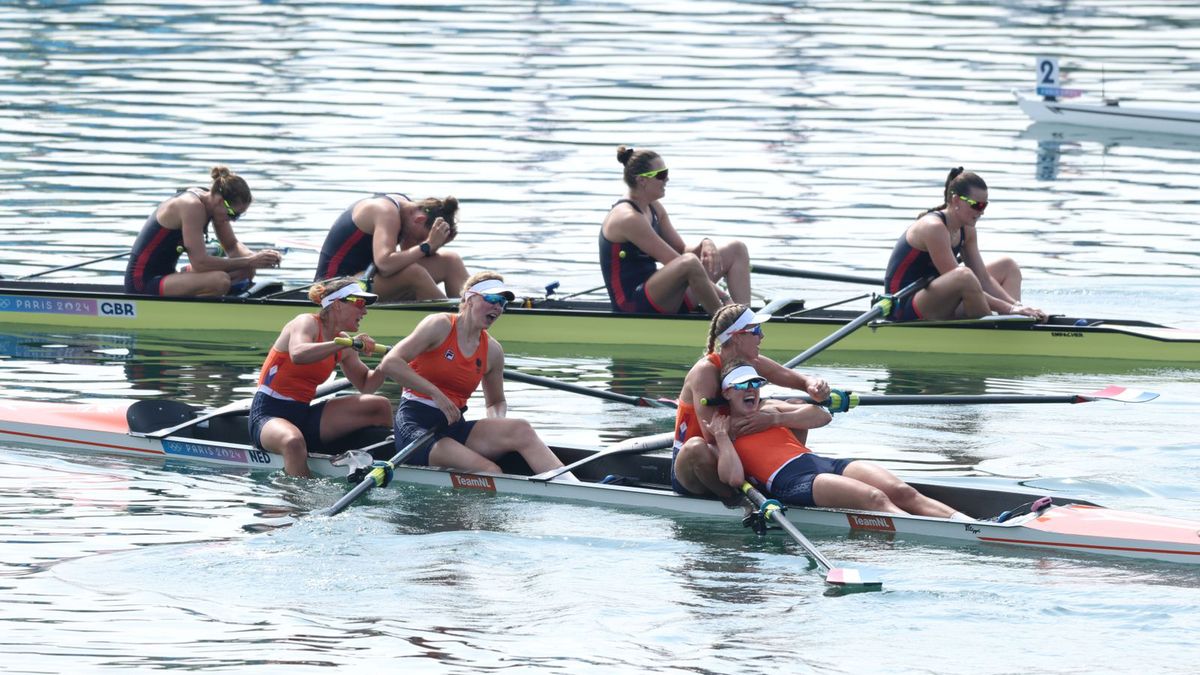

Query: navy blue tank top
left=599, top=199, right=661, bottom=311
left=315, top=193, right=408, bottom=281
left=883, top=211, right=962, bottom=294
left=124, top=190, right=198, bottom=293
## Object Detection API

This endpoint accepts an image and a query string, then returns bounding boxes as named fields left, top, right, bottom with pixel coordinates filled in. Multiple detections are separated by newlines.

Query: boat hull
left=1016, top=91, right=1200, bottom=136
left=2, top=399, right=1199, bottom=566
left=1, top=280, right=1195, bottom=362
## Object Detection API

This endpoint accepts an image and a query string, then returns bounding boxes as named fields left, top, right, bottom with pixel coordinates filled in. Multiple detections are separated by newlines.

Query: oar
left=318, top=428, right=437, bottom=517
left=742, top=482, right=882, bottom=589
left=703, top=385, right=1160, bottom=409
left=18, top=251, right=130, bottom=280
left=752, top=263, right=881, bottom=287
left=333, top=337, right=676, bottom=408
left=783, top=276, right=930, bottom=369
left=530, top=432, right=675, bottom=482
left=133, top=378, right=355, bottom=439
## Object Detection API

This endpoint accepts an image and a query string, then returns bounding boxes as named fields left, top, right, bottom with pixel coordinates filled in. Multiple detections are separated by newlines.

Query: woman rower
left=124, top=165, right=283, bottom=296
left=314, top=193, right=468, bottom=302
left=599, top=146, right=750, bottom=315
left=249, top=277, right=393, bottom=477
left=883, top=167, right=1046, bottom=322
left=379, top=272, right=576, bottom=479
left=706, top=361, right=968, bottom=519
left=672, top=304, right=830, bottom=503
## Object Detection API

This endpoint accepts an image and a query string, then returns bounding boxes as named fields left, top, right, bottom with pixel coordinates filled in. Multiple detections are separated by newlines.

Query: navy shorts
left=615, top=283, right=698, bottom=315
left=392, top=398, right=478, bottom=466
left=890, top=294, right=922, bottom=322
left=125, top=274, right=170, bottom=296
left=248, top=393, right=329, bottom=453
left=768, top=453, right=853, bottom=507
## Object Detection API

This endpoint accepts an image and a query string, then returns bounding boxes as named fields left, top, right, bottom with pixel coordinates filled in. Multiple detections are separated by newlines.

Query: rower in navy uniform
left=883, top=167, right=1046, bottom=322
left=314, top=193, right=468, bottom=302
left=599, top=145, right=750, bottom=315
left=125, top=165, right=282, bottom=296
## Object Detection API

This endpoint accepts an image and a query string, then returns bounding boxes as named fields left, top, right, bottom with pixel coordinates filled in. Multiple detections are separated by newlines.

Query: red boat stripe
left=0, top=429, right=165, bottom=456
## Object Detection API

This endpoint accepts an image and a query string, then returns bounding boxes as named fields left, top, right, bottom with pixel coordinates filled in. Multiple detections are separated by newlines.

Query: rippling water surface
left=2, top=1, right=1200, bottom=673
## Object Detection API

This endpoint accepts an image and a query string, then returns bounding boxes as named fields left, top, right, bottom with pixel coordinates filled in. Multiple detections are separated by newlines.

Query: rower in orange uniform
left=249, top=277, right=393, bottom=477
left=672, top=304, right=829, bottom=504
left=706, top=361, right=969, bottom=519
left=379, top=272, right=577, bottom=479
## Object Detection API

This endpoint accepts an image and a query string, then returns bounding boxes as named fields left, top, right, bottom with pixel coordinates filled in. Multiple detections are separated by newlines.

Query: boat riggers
left=783, top=276, right=932, bottom=369
left=319, top=428, right=438, bottom=517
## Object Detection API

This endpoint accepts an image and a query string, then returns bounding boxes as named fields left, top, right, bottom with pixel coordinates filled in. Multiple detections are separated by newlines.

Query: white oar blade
left=1082, top=386, right=1159, bottom=403
left=825, top=567, right=883, bottom=588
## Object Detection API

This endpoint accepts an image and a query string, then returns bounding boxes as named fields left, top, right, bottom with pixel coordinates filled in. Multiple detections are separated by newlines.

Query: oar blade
left=1079, top=385, right=1159, bottom=403
left=825, top=567, right=883, bottom=588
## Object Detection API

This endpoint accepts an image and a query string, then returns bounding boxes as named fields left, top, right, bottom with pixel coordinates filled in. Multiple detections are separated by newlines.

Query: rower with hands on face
left=314, top=193, right=468, bottom=302
left=249, top=278, right=393, bottom=477
left=379, top=272, right=578, bottom=480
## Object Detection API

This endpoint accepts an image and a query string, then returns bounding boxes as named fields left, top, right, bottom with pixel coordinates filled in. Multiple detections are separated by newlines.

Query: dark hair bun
left=617, top=145, right=634, bottom=165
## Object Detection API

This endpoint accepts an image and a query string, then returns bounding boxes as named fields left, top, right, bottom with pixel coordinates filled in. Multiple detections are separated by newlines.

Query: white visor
left=716, top=307, right=773, bottom=344
left=320, top=282, right=378, bottom=308
left=467, top=278, right=516, bottom=302
left=721, top=364, right=766, bottom=390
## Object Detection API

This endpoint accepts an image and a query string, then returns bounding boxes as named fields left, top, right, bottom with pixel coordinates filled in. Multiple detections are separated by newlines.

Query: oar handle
left=333, top=336, right=391, bottom=356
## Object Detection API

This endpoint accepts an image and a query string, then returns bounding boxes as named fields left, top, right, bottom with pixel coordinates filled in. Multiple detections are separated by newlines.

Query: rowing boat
left=1, top=279, right=1196, bottom=362
left=1014, top=90, right=1200, bottom=136
left=2, top=398, right=1198, bottom=566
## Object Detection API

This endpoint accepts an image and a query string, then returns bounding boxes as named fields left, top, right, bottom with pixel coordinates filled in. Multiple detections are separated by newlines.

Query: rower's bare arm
left=920, top=221, right=963, bottom=277
left=370, top=209, right=422, bottom=276
left=755, top=357, right=829, bottom=399
left=704, top=414, right=746, bottom=488
left=653, top=205, right=688, bottom=254
left=482, top=338, right=507, bottom=418
left=611, top=210, right=682, bottom=265
left=773, top=401, right=833, bottom=430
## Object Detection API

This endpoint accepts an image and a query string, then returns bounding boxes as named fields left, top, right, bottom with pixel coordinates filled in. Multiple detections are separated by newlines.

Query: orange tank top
left=256, top=315, right=339, bottom=403
left=732, top=426, right=810, bottom=488
left=404, top=315, right=488, bottom=409
left=673, top=353, right=723, bottom=449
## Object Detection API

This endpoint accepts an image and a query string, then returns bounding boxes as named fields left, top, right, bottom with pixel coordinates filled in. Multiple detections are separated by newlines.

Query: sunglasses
left=637, top=167, right=669, bottom=181
left=729, top=378, right=767, bottom=391
left=475, top=292, right=509, bottom=309
left=223, top=199, right=241, bottom=221
left=340, top=296, right=367, bottom=309
left=955, top=194, right=987, bottom=212
left=734, top=324, right=763, bottom=338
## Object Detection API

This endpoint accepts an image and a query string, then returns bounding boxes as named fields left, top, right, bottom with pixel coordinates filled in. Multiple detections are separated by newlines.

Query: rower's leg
left=319, top=395, right=393, bottom=441
left=810, top=472, right=906, bottom=513
left=427, top=436, right=503, bottom=474
left=912, top=267, right=989, bottom=320
left=715, top=239, right=751, bottom=304
left=161, top=270, right=233, bottom=297
left=371, top=263, right=446, bottom=301
left=644, top=253, right=724, bottom=313
left=416, top=250, right=469, bottom=297
left=458, top=418, right=576, bottom=478
left=839, top=461, right=956, bottom=518
left=257, top=418, right=312, bottom=478
left=986, top=256, right=1022, bottom=300
left=673, top=437, right=738, bottom=501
